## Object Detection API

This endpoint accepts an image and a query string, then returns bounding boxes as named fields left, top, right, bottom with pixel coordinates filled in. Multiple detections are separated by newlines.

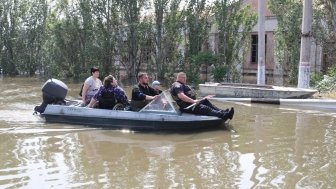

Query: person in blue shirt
left=87, top=75, right=129, bottom=109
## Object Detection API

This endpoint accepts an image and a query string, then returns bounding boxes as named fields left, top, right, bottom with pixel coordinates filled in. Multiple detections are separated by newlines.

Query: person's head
left=103, top=75, right=117, bottom=88
left=176, top=72, right=187, bottom=84
left=138, top=72, right=149, bottom=85
left=90, top=67, right=100, bottom=77
left=151, top=80, right=161, bottom=90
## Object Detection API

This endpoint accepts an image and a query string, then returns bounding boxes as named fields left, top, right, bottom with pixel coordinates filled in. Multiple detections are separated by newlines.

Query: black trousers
left=181, top=99, right=225, bottom=118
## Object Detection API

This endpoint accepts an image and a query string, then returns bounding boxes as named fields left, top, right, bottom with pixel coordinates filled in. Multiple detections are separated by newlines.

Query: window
left=251, top=34, right=267, bottom=64
left=251, top=35, right=258, bottom=63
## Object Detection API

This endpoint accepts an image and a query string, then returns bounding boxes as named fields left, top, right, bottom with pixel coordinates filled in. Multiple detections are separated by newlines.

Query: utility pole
left=298, top=0, right=313, bottom=88
left=257, top=0, right=266, bottom=85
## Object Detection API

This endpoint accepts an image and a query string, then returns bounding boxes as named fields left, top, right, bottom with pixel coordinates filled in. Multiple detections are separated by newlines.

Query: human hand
left=152, top=95, right=159, bottom=100
left=203, top=94, right=215, bottom=99
left=193, top=99, right=200, bottom=104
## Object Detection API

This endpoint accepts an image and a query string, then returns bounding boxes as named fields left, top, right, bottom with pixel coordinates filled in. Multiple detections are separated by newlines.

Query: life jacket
left=170, top=82, right=196, bottom=108
left=98, top=90, right=117, bottom=109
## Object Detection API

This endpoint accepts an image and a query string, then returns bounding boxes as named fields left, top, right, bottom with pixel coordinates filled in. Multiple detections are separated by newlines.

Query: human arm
left=147, top=86, right=159, bottom=100
left=145, top=95, right=158, bottom=101
left=115, top=88, right=130, bottom=106
left=177, top=92, right=199, bottom=104
left=132, top=86, right=158, bottom=101
left=87, top=97, right=97, bottom=108
left=81, top=83, right=90, bottom=103
left=86, top=86, right=104, bottom=108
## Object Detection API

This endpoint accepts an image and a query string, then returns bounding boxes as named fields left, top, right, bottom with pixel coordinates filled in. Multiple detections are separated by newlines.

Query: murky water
left=0, top=77, right=335, bottom=188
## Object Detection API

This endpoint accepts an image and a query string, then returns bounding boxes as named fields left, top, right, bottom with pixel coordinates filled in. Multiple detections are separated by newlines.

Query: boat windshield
left=139, top=91, right=181, bottom=115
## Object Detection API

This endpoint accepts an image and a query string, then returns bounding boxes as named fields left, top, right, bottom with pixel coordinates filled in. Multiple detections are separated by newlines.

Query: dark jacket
left=131, top=83, right=159, bottom=111
left=170, top=81, right=196, bottom=109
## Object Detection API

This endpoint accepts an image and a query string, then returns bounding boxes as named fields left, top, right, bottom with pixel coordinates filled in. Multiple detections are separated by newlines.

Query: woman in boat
left=131, top=72, right=159, bottom=111
left=170, top=72, right=234, bottom=121
left=87, top=75, right=129, bottom=109
left=81, top=67, right=102, bottom=106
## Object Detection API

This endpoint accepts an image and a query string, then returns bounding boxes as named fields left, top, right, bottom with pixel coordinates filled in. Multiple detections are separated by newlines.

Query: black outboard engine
left=34, top=78, right=68, bottom=113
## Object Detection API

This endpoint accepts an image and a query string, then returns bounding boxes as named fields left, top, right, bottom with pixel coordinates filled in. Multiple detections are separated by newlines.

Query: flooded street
left=0, top=77, right=336, bottom=188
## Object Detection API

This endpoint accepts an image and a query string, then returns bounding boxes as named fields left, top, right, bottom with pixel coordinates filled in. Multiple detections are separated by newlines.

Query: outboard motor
left=34, top=78, right=68, bottom=113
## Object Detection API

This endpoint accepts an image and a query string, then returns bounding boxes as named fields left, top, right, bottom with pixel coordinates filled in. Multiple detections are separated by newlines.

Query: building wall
left=242, top=0, right=322, bottom=85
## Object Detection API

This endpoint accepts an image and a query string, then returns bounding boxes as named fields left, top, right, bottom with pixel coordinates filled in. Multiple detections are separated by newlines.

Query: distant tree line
left=0, top=0, right=256, bottom=84
left=0, top=0, right=334, bottom=86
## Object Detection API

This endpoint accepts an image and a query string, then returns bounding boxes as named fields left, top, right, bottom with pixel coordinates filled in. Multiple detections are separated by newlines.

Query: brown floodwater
left=0, top=77, right=335, bottom=188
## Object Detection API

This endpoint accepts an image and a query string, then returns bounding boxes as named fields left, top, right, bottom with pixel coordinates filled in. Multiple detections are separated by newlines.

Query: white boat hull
left=199, top=83, right=317, bottom=99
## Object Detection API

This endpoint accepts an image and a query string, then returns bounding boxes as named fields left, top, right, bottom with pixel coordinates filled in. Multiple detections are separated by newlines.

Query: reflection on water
left=0, top=77, right=336, bottom=188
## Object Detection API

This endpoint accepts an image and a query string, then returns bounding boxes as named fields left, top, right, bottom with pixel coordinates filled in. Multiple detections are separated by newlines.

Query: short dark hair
left=90, top=67, right=99, bottom=75
left=137, top=72, right=147, bottom=80
left=103, top=75, right=115, bottom=88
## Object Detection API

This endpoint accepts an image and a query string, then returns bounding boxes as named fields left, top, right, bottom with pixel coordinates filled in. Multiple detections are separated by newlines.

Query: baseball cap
left=152, top=80, right=160, bottom=87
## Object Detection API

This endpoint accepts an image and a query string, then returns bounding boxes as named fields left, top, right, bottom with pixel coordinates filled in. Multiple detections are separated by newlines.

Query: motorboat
left=34, top=79, right=224, bottom=131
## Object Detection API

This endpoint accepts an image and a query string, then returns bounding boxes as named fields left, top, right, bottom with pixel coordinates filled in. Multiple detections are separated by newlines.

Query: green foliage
left=185, top=0, right=211, bottom=56
left=213, top=0, right=257, bottom=82
left=151, top=0, right=183, bottom=80
left=269, top=0, right=303, bottom=85
left=326, top=65, right=336, bottom=78
left=188, top=51, right=218, bottom=83
left=313, top=65, right=336, bottom=92
left=191, top=51, right=218, bottom=67
left=310, top=72, right=324, bottom=87
left=212, top=65, right=228, bottom=82
left=181, top=0, right=211, bottom=84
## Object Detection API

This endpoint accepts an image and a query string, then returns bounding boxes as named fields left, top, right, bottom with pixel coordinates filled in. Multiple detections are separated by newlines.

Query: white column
left=298, top=0, right=313, bottom=88
left=257, top=0, right=266, bottom=85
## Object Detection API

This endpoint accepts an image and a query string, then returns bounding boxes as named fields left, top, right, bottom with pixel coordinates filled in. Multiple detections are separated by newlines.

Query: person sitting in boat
left=170, top=72, right=234, bottom=122
left=87, top=75, right=129, bottom=109
left=131, top=72, right=159, bottom=111
left=151, top=80, right=162, bottom=94
left=81, top=67, right=102, bottom=106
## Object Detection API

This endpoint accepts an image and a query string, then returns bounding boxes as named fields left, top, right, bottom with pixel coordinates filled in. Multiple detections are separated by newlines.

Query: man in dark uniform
left=131, top=72, right=159, bottom=111
left=170, top=72, right=234, bottom=122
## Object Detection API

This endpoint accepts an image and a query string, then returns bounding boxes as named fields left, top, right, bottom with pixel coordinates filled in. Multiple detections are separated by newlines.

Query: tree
left=213, top=0, right=257, bottom=82
left=313, top=0, right=336, bottom=73
left=183, top=0, right=211, bottom=84
left=117, top=0, right=149, bottom=82
left=269, top=0, right=303, bottom=85
left=91, top=0, right=120, bottom=77
left=0, top=0, right=20, bottom=76
left=151, top=0, right=183, bottom=80
left=18, top=0, right=48, bottom=76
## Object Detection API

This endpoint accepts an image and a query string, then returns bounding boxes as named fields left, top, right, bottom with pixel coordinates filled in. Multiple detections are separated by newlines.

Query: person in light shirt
left=81, top=67, right=102, bottom=105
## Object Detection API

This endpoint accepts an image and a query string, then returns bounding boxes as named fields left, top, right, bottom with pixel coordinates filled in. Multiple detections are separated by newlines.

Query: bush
left=310, top=72, right=324, bottom=87
left=314, top=65, right=336, bottom=93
